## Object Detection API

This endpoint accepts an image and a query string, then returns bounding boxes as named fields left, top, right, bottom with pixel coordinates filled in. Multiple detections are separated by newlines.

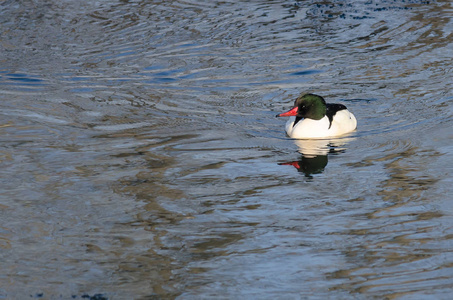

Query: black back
left=326, top=103, right=347, bottom=129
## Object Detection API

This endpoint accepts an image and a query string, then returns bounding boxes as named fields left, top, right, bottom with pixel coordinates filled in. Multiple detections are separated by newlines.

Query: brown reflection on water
left=107, top=129, right=252, bottom=297
left=328, top=143, right=444, bottom=298
left=112, top=140, right=186, bottom=297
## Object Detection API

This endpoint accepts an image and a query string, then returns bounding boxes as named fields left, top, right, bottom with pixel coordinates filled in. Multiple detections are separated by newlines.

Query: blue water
left=1, top=0, right=452, bottom=299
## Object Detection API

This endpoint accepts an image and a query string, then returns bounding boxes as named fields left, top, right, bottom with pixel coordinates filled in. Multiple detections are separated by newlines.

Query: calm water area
left=1, top=0, right=453, bottom=299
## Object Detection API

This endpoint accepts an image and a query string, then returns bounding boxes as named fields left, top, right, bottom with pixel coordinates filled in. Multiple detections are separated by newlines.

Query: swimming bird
left=276, top=93, right=357, bottom=139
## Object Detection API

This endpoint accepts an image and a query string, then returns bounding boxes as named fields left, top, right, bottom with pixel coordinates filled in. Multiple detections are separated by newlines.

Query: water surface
left=1, top=0, right=453, bottom=299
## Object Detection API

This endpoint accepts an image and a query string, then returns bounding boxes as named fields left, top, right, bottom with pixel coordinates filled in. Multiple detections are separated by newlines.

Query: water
left=1, top=0, right=453, bottom=298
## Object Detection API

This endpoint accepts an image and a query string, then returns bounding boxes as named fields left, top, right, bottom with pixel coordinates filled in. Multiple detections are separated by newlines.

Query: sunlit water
left=1, top=0, right=453, bottom=299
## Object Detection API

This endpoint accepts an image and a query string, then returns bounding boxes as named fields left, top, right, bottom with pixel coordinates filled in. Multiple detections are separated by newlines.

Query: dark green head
left=276, top=93, right=327, bottom=120
left=292, top=94, right=327, bottom=120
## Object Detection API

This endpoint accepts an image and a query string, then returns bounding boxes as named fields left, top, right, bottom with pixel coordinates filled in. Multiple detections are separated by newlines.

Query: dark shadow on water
left=279, top=155, right=328, bottom=178
left=279, top=137, right=354, bottom=178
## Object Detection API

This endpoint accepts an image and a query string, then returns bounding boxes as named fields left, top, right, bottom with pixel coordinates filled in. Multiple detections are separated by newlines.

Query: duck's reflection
left=279, top=138, right=355, bottom=178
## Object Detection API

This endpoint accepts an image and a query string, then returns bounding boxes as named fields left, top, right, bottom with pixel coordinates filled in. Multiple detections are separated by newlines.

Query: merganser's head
left=276, top=93, right=327, bottom=120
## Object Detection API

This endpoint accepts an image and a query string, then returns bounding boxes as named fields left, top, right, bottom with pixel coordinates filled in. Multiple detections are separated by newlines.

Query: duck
left=276, top=93, right=357, bottom=139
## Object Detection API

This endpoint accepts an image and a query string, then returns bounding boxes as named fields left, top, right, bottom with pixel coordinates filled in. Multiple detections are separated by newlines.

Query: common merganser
left=276, top=93, right=357, bottom=139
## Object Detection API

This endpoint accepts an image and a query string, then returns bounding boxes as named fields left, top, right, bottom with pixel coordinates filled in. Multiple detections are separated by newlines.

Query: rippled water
left=1, top=0, right=453, bottom=298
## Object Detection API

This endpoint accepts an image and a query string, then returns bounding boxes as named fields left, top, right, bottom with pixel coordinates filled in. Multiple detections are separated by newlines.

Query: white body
left=285, top=110, right=357, bottom=139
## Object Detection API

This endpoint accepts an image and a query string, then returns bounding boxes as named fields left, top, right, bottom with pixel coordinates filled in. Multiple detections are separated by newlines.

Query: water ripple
left=0, top=71, right=47, bottom=92
left=1, top=0, right=453, bottom=299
